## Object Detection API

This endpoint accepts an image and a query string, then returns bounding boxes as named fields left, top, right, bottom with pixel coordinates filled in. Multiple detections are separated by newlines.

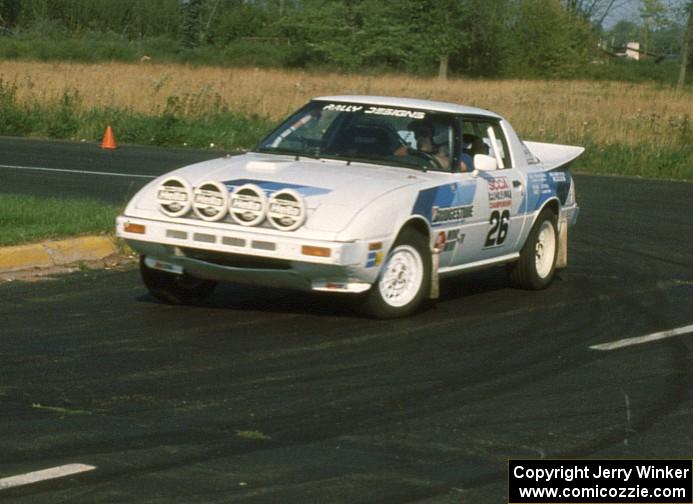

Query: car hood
left=131, top=152, right=425, bottom=235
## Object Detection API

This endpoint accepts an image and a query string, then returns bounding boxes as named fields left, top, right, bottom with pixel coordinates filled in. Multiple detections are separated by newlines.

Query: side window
left=461, top=119, right=512, bottom=169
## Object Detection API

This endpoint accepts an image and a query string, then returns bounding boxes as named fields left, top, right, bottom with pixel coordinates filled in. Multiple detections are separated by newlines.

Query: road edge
left=0, top=236, right=122, bottom=272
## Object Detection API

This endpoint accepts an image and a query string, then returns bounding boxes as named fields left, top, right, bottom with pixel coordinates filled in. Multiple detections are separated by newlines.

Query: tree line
left=0, top=0, right=690, bottom=81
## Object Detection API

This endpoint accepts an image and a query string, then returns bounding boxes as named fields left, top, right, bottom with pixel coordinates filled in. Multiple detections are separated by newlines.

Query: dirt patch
left=0, top=252, right=137, bottom=283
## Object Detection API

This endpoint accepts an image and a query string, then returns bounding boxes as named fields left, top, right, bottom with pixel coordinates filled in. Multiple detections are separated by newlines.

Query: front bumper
left=116, top=216, right=382, bottom=293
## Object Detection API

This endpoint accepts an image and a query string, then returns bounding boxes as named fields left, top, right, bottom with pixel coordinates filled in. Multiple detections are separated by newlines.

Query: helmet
left=409, top=119, right=449, bottom=148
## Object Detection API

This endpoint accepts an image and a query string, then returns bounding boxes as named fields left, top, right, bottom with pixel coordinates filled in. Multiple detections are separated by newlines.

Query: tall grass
left=0, top=61, right=690, bottom=179
left=0, top=73, right=269, bottom=149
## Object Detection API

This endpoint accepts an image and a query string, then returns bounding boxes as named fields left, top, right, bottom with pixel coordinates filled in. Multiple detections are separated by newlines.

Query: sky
left=602, top=0, right=642, bottom=28
left=602, top=0, right=685, bottom=28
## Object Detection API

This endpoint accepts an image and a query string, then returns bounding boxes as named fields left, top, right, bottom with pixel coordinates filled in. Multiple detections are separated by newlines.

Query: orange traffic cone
left=101, top=125, right=117, bottom=150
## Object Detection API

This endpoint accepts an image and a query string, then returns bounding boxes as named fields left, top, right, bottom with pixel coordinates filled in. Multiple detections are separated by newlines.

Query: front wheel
left=362, top=229, right=431, bottom=318
left=508, top=209, right=558, bottom=290
left=140, top=256, right=217, bottom=305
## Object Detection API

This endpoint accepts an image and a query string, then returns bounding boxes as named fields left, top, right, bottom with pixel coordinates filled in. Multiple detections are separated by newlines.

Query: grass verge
left=0, top=194, right=119, bottom=247
left=577, top=142, right=692, bottom=181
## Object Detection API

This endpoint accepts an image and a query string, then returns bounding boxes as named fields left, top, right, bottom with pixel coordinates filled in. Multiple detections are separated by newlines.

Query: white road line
left=590, top=324, right=693, bottom=351
left=0, top=464, right=96, bottom=490
left=0, top=163, right=155, bottom=179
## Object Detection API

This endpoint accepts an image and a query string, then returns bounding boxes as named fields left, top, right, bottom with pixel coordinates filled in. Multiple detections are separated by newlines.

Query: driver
left=395, top=120, right=472, bottom=171
left=410, top=120, right=449, bottom=169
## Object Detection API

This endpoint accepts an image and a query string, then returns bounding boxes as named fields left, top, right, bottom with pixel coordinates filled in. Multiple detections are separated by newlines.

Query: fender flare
left=392, top=216, right=438, bottom=299
left=528, top=198, right=560, bottom=230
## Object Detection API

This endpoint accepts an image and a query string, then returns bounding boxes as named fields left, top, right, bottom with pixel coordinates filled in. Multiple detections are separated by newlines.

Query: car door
left=447, top=118, right=527, bottom=265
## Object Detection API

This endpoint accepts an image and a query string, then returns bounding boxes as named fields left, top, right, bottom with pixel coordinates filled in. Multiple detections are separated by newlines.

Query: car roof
left=314, top=95, right=501, bottom=119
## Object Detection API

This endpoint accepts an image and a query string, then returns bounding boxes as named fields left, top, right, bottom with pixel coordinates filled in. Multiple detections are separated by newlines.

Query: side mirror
left=474, top=154, right=498, bottom=171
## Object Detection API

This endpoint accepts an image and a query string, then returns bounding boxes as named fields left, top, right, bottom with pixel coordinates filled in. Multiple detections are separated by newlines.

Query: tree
left=409, top=0, right=472, bottom=80
left=640, top=0, right=669, bottom=51
left=0, top=0, right=20, bottom=29
left=179, top=0, right=204, bottom=47
left=606, top=19, right=640, bottom=49
left=508, top=0, right=594, bottom=77
left=460, top=0, right=513, bottom=76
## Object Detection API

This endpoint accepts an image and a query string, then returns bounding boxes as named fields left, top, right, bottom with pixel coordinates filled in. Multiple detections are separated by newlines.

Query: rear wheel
left=362, top=229, right=430, bottom=318
left=140, top=256, right=217, bottom=304
left=508, top=209, right=558, bottom=290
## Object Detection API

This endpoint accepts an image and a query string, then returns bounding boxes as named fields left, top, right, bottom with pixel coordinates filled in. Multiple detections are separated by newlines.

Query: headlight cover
left=193, top=180, right=229, bottom=221
left=157, top=177, right=192, bottom=217
left=268, top=188, right=306, bottom=231
left=229, top=183, right=267, bottom=226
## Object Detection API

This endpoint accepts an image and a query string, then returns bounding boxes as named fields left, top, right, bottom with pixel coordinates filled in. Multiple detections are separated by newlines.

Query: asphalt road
left=0, top=136, right=223, bottom=204
left=1, top=137, right=692, bottom=503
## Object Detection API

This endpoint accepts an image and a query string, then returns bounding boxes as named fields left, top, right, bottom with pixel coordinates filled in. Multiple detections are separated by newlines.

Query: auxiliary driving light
left=268, top=189, right=306, bottom=231
left=229, top=184, right=267, bottom=226
left=157, top=177, right=193, bottom=217
left=192, top=180, right=229, bottom=222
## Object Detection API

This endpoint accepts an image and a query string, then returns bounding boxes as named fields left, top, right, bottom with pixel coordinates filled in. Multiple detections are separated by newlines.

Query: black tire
left=140, top=256, right=217, bottom=305
left=362, top=228, right=431, bottom=319
left=508, top=209, right=558, bottom=290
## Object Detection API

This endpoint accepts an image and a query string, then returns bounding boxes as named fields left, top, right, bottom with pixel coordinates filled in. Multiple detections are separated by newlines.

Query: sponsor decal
left=366, top=242, right=384, bottom=268
left=366, top=251, right=384, bottom=268
left=444, top=239, right=459, bottom=252
left=438, top=228, right=464, bottom=253
left=412, top=182, right=477, bottom=226
left=524, top=170, right=572, bottom=210
left=364, top=106, right=426, bottom=119
left=549, top=171, right=567, bottom=182
left=322, top=104, right=364, bottom=113
left=322, top=103, right=426, bottom=119
left=432, top=205, right=473, bottom=223
left=528, top=173, right=551, bottom=196
left=488, top=176, right=512, bottom=209
left=158, top=189, right=187, bottom=203
left=435, top=231, right=447, bottom=250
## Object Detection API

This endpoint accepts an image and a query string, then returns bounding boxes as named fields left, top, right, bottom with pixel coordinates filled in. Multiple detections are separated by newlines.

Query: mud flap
left=556, top=217, right=568, bottom=269
left=430, top=247, right=440, bottom=299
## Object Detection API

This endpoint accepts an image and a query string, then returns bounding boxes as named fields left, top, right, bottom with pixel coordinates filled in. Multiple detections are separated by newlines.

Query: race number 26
left=485, top=210, right=510, bottom=247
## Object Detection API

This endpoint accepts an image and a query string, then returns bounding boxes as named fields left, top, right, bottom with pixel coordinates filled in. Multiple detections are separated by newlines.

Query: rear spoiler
left=523, top=141, right=584, bottom=170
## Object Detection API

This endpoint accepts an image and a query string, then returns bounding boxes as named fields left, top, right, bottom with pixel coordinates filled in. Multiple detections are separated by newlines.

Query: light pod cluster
left=156, top=177, right=306, bottom=231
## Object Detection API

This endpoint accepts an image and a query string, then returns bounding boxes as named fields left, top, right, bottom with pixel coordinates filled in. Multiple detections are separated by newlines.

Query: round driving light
left=192, top=181, right=229, bottom=221
left=156, top=177, right=192, bottom=217
left=268, top=189, right=305, bottom=231
left=228, top=184, right=267, bottom=226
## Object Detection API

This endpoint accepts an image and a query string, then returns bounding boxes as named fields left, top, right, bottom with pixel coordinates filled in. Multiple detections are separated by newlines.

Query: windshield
left=255, top=101, right=457, bottom=172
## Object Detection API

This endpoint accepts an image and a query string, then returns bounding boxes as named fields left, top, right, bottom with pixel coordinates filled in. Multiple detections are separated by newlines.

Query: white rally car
left=116, top=95, right=582, bottom=318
